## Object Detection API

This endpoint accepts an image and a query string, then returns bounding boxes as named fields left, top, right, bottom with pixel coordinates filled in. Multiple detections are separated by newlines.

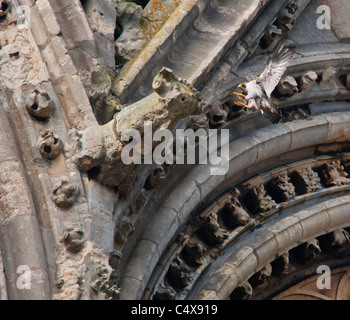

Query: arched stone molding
left=0, top=0, right=349, bottom=301
left=193, top=195, right=350, bottom=300
left=118, top=111, right=350, bottom=299
left=17, top=0, right=98, bottom=129
left=0, top=1, right=116, bottom=300
left=0, top=93, right=50, bottom=299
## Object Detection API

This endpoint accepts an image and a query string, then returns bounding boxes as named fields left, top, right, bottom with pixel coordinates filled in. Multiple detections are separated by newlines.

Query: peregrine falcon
left=232, top=42, right=295, bottom=124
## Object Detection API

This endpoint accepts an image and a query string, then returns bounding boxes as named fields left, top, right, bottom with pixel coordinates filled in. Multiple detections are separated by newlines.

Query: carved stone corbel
left=25, top=89, right=55, bottom=120
left=300, top=71, right=317, bottom=92
left=51, top=180, right=80, bottom=209
left=302, top=239, right=321, bottom=263
left=276, top=8, right=296, bottom=31
left=322, top=229, right=350, bottom=251
left=250, top=264, right=272, bottom=286
left=283, top=106, right=311, bottom=122
left=181, top=241, right=206, bottom=267
left=321, top=160, right=350, bottom=187
left=244, top=184, right=276, bottom=215
left=291, top=167, right=321, bottom=195
left=145, top=164, right=166, bottom=190
left=287, top=0, right=298, bottom=14
left=61, top=228, right=85, bottom=253
left=186, top=114, right=209, bottom=132
left=165, top=259, right=192, bottom=290
left=91, top=262, right=120, bottom=300
left=38, top=130, right=63, bottom=160
left=277, top=76, right=299, bottom=95
left=273, top=252, right=290, bottom=275
left=220, top=190, right=251, bottom=229
left=263, top=25, right=283, bottom=48
left=331, top=229, right=350, bottom=248
left=114, top=1, right=146, bottom=66
left=266, top=173, right=295, bottom=203
left=153, top=286, right=176, bottom=300
left=198, top=212, right=229, bottom=246
left=114, top=216, right=134, bottom=247
left=206, top=102, right=229, bottom=126
left=321, top=67, right=336, bottom=85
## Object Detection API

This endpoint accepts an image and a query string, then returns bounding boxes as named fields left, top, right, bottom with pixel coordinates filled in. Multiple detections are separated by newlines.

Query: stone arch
left=193, top=196, right=350, bottom=299
left=1, top=0, right=350, bottom=301
left=0, top=95, right=50, bottom=299
left=118, top=111, right=350, bottom=299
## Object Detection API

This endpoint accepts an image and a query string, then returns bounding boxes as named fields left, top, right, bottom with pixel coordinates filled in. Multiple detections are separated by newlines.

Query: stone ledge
left=190, top=0, right=271, bottom=87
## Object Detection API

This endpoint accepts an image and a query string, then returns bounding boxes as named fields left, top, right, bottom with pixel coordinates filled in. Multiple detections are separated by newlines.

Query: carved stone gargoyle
left=74, top=67, right=203, bottom=188
left=321, top=160, right=350, bottom=187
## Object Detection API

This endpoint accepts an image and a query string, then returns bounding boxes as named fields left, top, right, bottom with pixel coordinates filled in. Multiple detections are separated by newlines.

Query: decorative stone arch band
left=119, top=111, right=350, bottom=300
left=194, top=194, right=350, bottom=300
left=0, top=96, right=50, bottom=300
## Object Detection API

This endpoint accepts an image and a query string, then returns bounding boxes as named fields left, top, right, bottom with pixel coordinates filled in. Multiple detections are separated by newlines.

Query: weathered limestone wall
left=0, top=0, right=117, bottom=300
left=0, top=0, right=349, bottom=301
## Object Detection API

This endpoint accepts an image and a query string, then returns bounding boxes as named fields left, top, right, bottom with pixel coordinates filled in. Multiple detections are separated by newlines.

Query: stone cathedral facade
left=0, top=0, right=350, bottom=300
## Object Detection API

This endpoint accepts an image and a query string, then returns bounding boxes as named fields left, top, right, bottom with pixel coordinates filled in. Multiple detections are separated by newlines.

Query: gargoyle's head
left=152, top=67, right=202, bottom=119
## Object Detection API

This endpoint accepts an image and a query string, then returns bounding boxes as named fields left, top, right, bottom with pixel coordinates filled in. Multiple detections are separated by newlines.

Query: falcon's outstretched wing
left=257, top=43, right=295, bottom=98
left=260, top=99, right=282, bottom=124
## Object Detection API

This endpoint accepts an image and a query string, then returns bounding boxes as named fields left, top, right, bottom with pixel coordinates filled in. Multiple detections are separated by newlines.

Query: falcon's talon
left=232, top=42, right=295, bottom=124
left=232, top=92, right=246, bottom=99
left=235, top=101, right=251, bottom=109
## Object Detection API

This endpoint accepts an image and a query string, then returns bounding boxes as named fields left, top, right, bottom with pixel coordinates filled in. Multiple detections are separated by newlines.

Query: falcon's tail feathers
left=260, top=99, right=282, bottom=124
